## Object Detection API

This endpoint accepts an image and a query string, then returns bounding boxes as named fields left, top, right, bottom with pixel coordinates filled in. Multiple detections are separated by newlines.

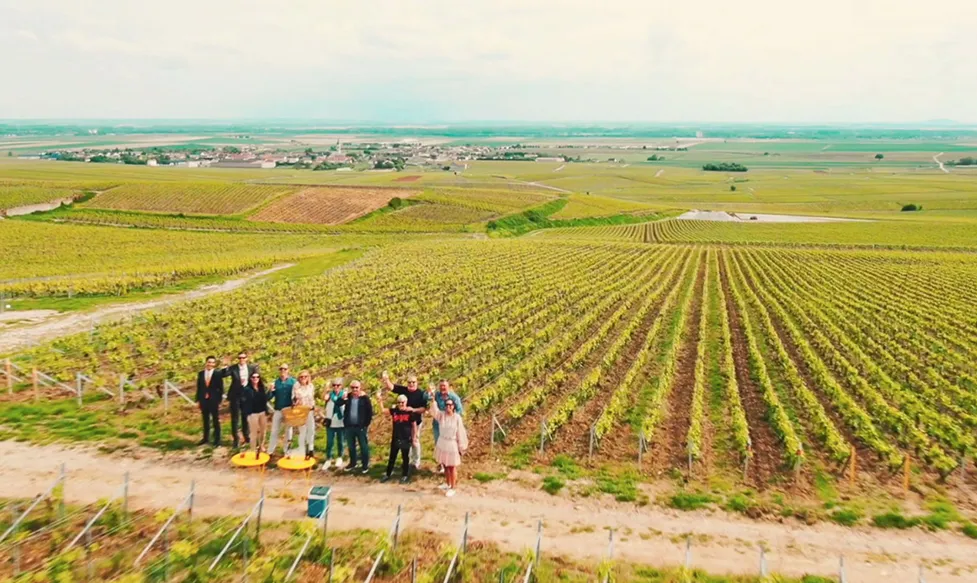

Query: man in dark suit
left=196, top=355, right=226, bottom=446
left=223, top=351, right=259, bottom=448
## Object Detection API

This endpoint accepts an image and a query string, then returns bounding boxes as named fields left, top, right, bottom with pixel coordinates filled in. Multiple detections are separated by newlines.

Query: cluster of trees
left=702, top=162, right=748, bottom=172
left=875, top=153, right=884, bottom=160
left=374, top=158, right=406, bottom=171
left=901, top=203, right=922, bottom=212
left=646, top=154, right=666, bottom=161
left=947, top=156, right=975, bottom=166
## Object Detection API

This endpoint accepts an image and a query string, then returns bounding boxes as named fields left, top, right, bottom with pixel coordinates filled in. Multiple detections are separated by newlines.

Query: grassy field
left=85, top=182, right=296, bottom=215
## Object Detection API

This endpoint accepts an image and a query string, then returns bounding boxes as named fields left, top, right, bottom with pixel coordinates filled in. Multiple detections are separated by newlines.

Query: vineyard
left=549, top=194, right=660, bottom=219
left=415, top=188, right=555, bottom=214
left=251, top=187, right=418, bottom=225
left=85, top=182, right=295, bottom=215
left=0, top=221, right=371, bottom=297
left=6, top=239, right=977, bottom=493
left=539, top=218, right=977, bottom=250
left=0, top=185, right=80, bottom=212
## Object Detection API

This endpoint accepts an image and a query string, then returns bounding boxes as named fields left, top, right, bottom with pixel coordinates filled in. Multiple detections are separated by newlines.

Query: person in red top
left=381, top=395, right=417, bottom=484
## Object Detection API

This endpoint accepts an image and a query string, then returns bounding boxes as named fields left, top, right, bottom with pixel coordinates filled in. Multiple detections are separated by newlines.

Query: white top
left=237, top=364, right=249, bottom=386
left=293, top=382, right=316, bottom=408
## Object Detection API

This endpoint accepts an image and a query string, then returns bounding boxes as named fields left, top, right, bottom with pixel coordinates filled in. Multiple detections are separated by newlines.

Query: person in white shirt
left=293, top=370, right=317, bottom=460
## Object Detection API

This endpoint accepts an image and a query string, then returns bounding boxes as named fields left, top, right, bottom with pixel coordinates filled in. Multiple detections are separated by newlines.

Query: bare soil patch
left=251, top=187, right=417, bottom=225
left=394, top=175, right=422, bottom=182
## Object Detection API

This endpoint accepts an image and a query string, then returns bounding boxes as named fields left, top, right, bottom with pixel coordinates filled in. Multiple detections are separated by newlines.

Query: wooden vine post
left=32, top=368, right=39, bottom=401
left=848, top=446, right=857, bottom=488
left=903, top=455, right=911, bottom=495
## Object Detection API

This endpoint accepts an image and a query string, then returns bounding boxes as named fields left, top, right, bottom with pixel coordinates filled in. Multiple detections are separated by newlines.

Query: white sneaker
left=438, top=483, right=450, bottom=490
left=321, top=460, right=332, bottom=471
left=438, top=465, right=445, bottom=474
left=446, top=489, right=456, bottom=498
left=334, top=458, right=345, bottom=468
left=413, top=462, right=422, bottom=470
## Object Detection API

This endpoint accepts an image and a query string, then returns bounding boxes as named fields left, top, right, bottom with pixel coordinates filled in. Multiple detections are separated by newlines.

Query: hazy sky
left=2, top=0, right=975, bottom=123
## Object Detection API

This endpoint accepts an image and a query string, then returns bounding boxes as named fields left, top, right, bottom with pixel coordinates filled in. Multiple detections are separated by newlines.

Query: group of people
left=195, top=353, right=468, bottom=496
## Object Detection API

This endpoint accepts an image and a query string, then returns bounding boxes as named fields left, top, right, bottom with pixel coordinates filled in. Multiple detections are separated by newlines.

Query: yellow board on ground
left=278, top=455, right=317, bottom=471
left=231, top=452, right=271, bottom=467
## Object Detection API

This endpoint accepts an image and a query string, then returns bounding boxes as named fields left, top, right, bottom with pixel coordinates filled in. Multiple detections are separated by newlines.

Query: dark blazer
left=342, top=394, right=374, bottom=428
left=223, top=363, right=259, bottom=398
left=196, top=368, right=227, bottom=409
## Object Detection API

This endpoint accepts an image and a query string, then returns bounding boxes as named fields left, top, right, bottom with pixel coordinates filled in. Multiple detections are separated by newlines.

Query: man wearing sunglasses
left=221, top=351, right=258, bottom=449
left=195, top=355, right=227, bottom=447
left=268, top=363, right=296, bottom=456
left=380, top=371, right=430, bottom=470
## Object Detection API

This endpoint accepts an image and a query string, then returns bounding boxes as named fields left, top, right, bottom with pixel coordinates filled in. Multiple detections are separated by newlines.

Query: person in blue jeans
left=342, top=380, right=373, bottom=474
left=431, top=379, right=463, bottom=473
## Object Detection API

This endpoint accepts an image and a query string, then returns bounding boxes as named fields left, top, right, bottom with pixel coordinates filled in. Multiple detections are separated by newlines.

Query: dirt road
left=0, top=264, right=292, bottom=354
left=1, top=441, right=974, bottom=582
left=934, top=152, right=950, bottom=173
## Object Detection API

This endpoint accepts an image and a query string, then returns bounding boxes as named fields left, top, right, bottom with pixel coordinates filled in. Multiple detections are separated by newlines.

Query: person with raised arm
left=342, top=380, right=374, bottom=474
left=428, top=394, right=468, bottom=497
left=380, top=371, right=429, bottom=470
left=268, top=363, right=296, bottom=456
left=381, top=394, right=417, bottom=484
left=431, top=379, right=464, bottom=474
left=195, top=355, right=226, bottom=447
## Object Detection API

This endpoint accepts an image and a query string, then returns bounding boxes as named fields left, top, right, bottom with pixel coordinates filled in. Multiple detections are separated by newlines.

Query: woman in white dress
left=429, top=398, right=468, bottom=496
left=292, top=370, right=317, bottom=460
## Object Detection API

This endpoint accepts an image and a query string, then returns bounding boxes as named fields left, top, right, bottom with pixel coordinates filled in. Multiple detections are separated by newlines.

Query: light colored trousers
left=410, top=422, right=423, bottom=466
left=268, top=409, right=294, bottom=454
left=248, top=413, right=268, bottom=451
left=297, top=412, right=316, bottom=454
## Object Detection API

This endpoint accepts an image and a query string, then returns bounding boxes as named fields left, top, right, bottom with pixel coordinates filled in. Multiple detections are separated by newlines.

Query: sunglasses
left=251, top=375, right=260, bottom=379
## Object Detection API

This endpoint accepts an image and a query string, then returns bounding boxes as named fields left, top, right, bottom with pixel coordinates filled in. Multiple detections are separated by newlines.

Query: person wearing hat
left=268, top=363, right=296, bottom=456
left=381, top=394, right=417, bottom=484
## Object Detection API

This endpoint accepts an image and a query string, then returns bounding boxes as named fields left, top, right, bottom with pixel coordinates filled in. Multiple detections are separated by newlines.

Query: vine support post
left=76, top=372, right=83, bottom=406
left=118, top=374, right=126, bottom=406
left=588, top=424, right=596, bottom=461
left=684, top=536, right=692, bottom=570
left=58, top=462, right=66, bottom=519
left=538, top=420, right=547, bottom=454
left=85, top=528, right=93, bottom=581
left=188, top=480, right=195, bottom=523
left=490, top=415, right=497, bottom=453
left=410, top=557, right=417, bottom=583
left=256, top=487, right=265, bottom=546
left=32, top=368, right=38, bottom=401
left=607, top=528, right=614, bottom=560
left=918, top=564, right=925, bottom=583
left=839, top=555, right=847, bottom=583
left=393, top=504, right=402, bottom=550
left=327, top=547, right=335, bottom=583
left=759, top=546, right=767, bottom=578
left=462, top=511, right=469, bottom=553
left=5, top=358, right=11, bottom=395
left=534, top=520, right=542, bottom=569
left=123, top=471, right=130, bottom=517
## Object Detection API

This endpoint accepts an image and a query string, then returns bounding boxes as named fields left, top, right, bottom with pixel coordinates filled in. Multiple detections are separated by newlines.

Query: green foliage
left=872, top=511, right=920, bottom=529
left=668, top=492, right=716, bottom=511
left=730, top=185, right=737, bottom=192
left=961, top=523, right=977, bottom=539
left=541, top=475, right=566, bottom=495
left=551, top=454, right=582, bottom=479
left=473, top=472, right=502, bottom=483
left=828, top=508, right=862, bottom=526
left=875, top=153, right=884, bottom=160
left=901, top=203, right=921, bottom=211
left=388, top=196, right=405, bottom=209
left=702, top=162, right=748, bottom=172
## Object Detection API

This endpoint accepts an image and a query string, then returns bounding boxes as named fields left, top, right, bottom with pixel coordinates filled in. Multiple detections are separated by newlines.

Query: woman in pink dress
left=429, top=398, right=468, bottom=497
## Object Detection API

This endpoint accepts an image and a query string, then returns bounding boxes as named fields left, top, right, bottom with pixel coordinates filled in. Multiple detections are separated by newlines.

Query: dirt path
left=655, top=169, right=664, bottom=177
left=0, top=264, right=293, bottom=355
left=1, top=441, right=975, bottom=583
left=934, top=152, right=950, bottom=173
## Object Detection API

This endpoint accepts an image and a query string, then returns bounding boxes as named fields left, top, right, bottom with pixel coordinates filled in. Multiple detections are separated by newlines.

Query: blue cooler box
left=308, top=485, right=331, bottom=518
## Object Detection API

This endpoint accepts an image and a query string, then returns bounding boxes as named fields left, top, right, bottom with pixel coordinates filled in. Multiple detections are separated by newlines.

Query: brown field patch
left=250, top=186, right=417, bottom=225
left=394, top=174, right=422, bottom=182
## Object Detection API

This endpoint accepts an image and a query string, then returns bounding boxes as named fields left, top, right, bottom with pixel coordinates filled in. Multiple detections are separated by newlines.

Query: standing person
left=223, top=351, right=258, bottom=449
left=431, top=380, right=464, bottom=474
left=268, top=364, right=296, bottom=456
left=428, top=398, right=468, bottom=497
left=195, top=356, right=226, bottom=447
left=380, top=371, right=429, bottom=470
left=292, top=370, right=317, bottom=460
left=342, top=380, right=373, bottom=474
left=323, top=378, right=347, bottom=469
left=381, top=395, right=417, bottom=484
left=242, top=372, right=270, bottom=457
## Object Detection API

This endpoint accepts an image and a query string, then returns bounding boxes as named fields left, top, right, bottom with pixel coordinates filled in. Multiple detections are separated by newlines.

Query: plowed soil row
left=717, top=256, right=784, bottom=488
left=648, top=256, right=706, bottom=477
left=251, top=187, right=418, bottom=225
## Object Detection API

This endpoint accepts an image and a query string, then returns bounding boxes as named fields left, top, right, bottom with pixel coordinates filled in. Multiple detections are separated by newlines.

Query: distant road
left=934, top=152, right=950, bottom=173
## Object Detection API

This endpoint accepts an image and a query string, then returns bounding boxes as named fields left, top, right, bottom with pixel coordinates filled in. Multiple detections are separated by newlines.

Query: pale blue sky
left=2, top=0, right=975, bottom=123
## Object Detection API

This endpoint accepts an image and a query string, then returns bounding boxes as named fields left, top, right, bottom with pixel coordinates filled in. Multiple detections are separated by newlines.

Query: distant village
left=24, top=139, right=690, bottom=171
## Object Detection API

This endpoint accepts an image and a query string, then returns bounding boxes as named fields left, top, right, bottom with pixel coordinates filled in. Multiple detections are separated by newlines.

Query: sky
left=2, top=0, right=976, bottom=123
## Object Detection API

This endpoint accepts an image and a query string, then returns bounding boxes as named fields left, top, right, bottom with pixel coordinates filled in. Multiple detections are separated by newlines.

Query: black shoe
left=343, top=465, right=356, bottom=473
left=197, top=439, right=209, bottom=446
left=380, top=474, right=392, bottom=483
left=360, top=467, right=370, bottom=475
left=400, top=476, right=410, bottom=484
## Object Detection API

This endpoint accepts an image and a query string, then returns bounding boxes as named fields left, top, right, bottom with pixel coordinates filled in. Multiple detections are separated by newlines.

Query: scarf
left=329, top=390, right=344, bottom=420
